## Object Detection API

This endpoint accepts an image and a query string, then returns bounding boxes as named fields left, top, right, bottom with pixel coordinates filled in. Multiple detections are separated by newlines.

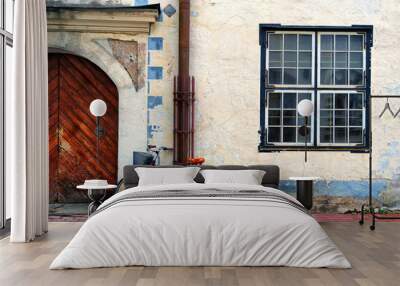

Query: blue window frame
left=259, top=24, right=373, bottom=152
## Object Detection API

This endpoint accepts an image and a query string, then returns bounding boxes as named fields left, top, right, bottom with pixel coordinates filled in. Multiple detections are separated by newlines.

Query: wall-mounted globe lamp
left=297, top=99, right=314, bottom=163
left=89, top=99, right=107, bottom=168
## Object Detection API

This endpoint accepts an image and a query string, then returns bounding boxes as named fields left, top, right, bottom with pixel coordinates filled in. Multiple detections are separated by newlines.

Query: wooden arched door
left=48, top=53, right=118, bottom=203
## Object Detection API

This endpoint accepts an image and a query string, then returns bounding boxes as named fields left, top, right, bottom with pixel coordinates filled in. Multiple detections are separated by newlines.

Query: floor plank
left=0, top=222, right=399, bottom=286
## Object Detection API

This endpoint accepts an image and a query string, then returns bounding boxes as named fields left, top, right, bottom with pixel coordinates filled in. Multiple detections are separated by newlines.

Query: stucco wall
left=47, top=0, right=400, bottom=211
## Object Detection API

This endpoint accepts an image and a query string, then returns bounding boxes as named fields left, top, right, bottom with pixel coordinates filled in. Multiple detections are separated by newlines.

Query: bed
left=50, top=165, right=350, bottom=269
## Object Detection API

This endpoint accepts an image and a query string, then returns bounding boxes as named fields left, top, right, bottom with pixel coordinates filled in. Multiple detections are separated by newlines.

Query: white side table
left=77, top=184, right=117, bottom=215
left=288, top=177, right=320, bottom=210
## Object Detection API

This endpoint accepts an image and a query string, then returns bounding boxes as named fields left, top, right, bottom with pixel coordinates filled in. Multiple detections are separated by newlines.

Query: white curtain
left=9, top=0, right=49, bottom=242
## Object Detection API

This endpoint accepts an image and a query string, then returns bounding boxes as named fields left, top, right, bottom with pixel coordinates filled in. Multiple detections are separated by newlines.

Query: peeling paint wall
left=47, top=0, right=400, bottom=211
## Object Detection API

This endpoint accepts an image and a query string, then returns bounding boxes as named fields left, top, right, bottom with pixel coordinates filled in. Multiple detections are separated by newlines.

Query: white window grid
left=266, top=90, right=315, bottom=145
left=317, top=32, right=366, bottom=88
left=266, top=31, right=315, bottom=88
left=317, top=91, right=365, bottom=146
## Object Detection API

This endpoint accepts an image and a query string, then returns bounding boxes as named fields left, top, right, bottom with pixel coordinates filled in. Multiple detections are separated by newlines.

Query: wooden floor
left=0, top=222, right=399, bottom=286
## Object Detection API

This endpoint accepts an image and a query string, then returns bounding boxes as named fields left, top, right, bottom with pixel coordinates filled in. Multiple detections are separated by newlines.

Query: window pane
left=283, top=69, right=297, bottom=84
left=320, top=128, right=333, bottom=143
left=320, top=69, right=333, bottom=85
left=335, top=69, right=348, bottom=85
left=349, top=93, right=363, bottom=109
left=350, top=69, right=363, bottom=85
left=268, top=92, right=281, bottom=108
left=283, top=110, right=296, bottom=125
left=349, top=111, right=363, bottom=126
left=299, top=35, right=312, bottom=50
left=321, top=52, right=333, bottom=68
left=320, top=110, right=333, bottom=126
left=298, top=69, right=311, bottom=85
left=298, top=93, right=311, bottom=102
left=269, top=34, right=282, bottom=50
left=269, top=51, right=282, bottom=67
left=335, top=52, right=348, bottom=68
left=350, top=52, right=363, bottom=68
left=335, top=127, right=347, bottom=143
left=349, top=128, right=363, bottom=143
left=283, top=127, right=296, bottom=142
left=269, top=68, right=282, bottom=84
left=350, top=35, right=363, bottom=51
left=335, top=110, right=347, bottom=126
left=335, top=93, right=348, bottom=109
left=298, top=117, right=311, bottom=126
left=284, top=34, right=297, bottom=50
left=299, top=52, right=312, bottom=68
left=335, top=35, right=348, bottom=51
left=321, top=35, right=334, bottom=50
left=320, top=93, right=333, bottom=108
left=268, top=127, right=281, bottom=142
left=283, top=93, right=296, bottom=108
left=268, top=110, right=281, bottom=125
left=284, top=51, right=297, bottom=68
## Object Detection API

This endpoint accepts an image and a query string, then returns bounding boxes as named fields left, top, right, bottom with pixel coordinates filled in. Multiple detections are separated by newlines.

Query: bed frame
left=120, top=165, right=280, bottom=190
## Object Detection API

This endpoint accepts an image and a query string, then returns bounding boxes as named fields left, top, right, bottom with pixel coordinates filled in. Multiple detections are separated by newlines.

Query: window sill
left=258, top=145, right=369, bottom=153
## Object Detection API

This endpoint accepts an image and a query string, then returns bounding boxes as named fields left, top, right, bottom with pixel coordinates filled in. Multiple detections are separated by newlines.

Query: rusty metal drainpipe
left=176, top=0, right=191, bottom=164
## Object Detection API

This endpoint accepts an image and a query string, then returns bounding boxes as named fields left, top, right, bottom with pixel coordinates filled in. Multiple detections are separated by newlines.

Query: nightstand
left=77, top=184, right=117, bottom=215
left=288, top=177, right=319, bottom=210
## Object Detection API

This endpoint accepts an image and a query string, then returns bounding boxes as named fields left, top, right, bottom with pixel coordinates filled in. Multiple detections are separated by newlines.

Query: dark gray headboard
left=122, top=165, right=280, bottom=190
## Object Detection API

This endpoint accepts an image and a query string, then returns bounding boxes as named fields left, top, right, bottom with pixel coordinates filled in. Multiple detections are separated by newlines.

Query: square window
left=335, top=52, right=348, bottom=68
left=349, top=110, right=363, bottom=126
left=268, top=127, right=281, bottom=142
left=298, top=69, right=312, bottom=85
left=321, top=52, right=333, bottom=68
left=321, top=35, right=334, bottom=51
left=335, top=93, right=348, bottom=109
left=350, top=35, right=363, bottom=51
left=320, top=110, right=333, bottom=126
left=349, top=93, right=363, bottom=109
left=284, top=51, right=297, bottom=67
left=350, top=52, right=363, bottom=68
left=283, top=110, right=297, bottom=125
left=269, top=51, right=282, bottom=67
left=268, top=92, right=281, bottom=108
left=262, top=28, right=370, bottom=150
left=283, top=93, right=297, bottom=108
left=349, top=127, right=363, bottom=143
left=269, top=68, right=282, bottom=84
left=349, top=69, right=363, bottom=85
left=335, top=69, right=348, bottom=85
left=320, top=69, right=334, bottom=85
left=335, top=35, right=348, bottom=51
left=320, top=127, right=333, bottom=143
left=284, top=34, right=297, bottom=50
left=299, top=34, right=312, bottom=50
left=299, top=52, right=312, bottom=68
left=269, top=34, right=283, bottom=50
left=335, top=110, right=347, bottom=126
left=335, top=127, right=348, bottom=143
left=283, top=127, right=296, bottom=142
left=320, top=93, right=334, bottom=108
left=268, top=110, right=281, bottom=125
left=284, top=69, right=297, bottom=84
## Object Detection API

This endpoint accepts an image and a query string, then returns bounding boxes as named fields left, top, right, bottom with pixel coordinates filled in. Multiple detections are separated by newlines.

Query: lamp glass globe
left=89, top=99, right=107, bottom=117
left=297, top=99, right=314, bottom=117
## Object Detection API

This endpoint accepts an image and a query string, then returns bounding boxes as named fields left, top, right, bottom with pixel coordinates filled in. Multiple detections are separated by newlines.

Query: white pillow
left=135, top=167, right=201, bottom=186
left=200, top=169, right=266, bottom=185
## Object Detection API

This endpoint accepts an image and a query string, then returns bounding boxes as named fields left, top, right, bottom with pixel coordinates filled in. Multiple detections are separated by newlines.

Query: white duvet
left=50, top=183, right=351, bottom=269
